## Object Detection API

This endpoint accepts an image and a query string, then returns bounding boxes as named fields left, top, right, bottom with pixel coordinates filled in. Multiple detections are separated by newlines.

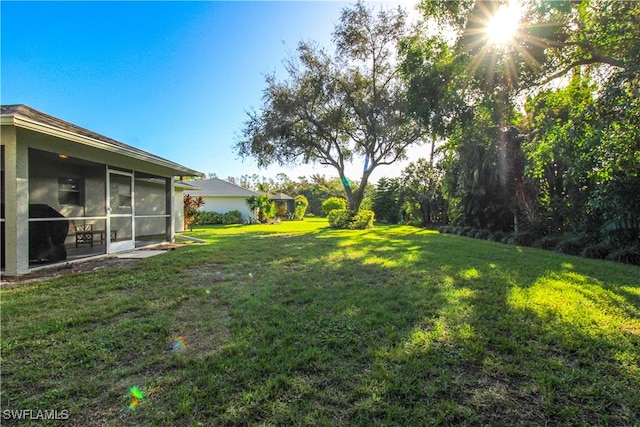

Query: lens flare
left=171, top=336, right=187, bottom=353
left=129, top=386, right=144, bottom=409
left=486, top=2, right=522, bottom=46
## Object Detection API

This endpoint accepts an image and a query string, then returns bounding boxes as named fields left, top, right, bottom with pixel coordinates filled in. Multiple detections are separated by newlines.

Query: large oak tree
left=236, top=2, right=421, bottom=212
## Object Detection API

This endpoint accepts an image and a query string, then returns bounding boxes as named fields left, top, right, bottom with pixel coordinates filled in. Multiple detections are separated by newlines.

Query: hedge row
left=195, top=210, right=243, bottom=225
left=438, top=226, right=640, bottom=266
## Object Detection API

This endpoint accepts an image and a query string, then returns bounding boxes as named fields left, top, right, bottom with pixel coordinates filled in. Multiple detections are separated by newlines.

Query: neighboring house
left=185, top=178, right=259, bottom=221
left=1, top=104, right=202, bottom=276
left=269, top=192, right=295, bottom=216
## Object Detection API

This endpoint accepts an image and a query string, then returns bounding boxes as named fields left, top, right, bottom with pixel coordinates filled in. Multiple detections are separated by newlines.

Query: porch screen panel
left=84, top=165, right=107, bottom=216
left=134, top=174, right=169, bottom=247
left=28, top=148, right=107, bottom=267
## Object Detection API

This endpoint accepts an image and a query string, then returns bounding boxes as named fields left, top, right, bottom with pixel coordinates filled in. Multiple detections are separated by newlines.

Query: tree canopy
left=236, top=2, right=421, bottom=212
left=400, top=0, right=639, bottom=237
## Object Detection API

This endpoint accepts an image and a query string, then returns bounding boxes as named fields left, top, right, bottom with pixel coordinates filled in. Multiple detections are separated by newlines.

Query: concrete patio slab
left=114, top=250, right=166, bottom=259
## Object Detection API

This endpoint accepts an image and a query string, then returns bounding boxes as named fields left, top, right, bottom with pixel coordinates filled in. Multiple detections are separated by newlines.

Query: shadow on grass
left=2, top=223, right=638, bottom=426
left=129, top=227, right=640, bottom=426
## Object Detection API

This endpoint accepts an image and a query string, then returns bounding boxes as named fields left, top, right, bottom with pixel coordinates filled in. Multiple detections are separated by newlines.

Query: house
left=1, top=104, right=202, bottom=276
left=184, top=178, right=259, bottom=221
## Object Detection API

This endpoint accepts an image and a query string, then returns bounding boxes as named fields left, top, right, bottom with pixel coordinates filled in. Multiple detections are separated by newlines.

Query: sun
left=486, top=2, right=522, bottom=46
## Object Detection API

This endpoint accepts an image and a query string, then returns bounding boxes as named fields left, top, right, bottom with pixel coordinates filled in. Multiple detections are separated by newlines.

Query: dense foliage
left=398, top=0, right=639, bottom=255
left=294, top=195, right=309, bottom=220
left=196, top=210, right=243, bottom=225
left=327, top=209, right=375, bottom=229
left=321, top=197, right=347, bottom=216
left=372, top=177, right=402, bottom=224
left=400, top=158, right=447, bottom=226
left=246, top=195, right=276, bottom=223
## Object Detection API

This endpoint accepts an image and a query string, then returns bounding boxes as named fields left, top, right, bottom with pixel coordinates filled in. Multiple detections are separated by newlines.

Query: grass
left=2, top=217, right=639, bottom=426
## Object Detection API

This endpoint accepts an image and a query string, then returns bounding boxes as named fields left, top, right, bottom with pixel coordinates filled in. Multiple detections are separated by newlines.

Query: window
left=58, top=177, right=82, bottom=206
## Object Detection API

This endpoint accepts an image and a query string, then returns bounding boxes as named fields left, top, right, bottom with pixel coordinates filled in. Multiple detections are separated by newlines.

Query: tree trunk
left=419, top=201, right=429, bottom=227
left=347, top=187, right=365, bottom=212
left=342, top=169, right=372, bottom=213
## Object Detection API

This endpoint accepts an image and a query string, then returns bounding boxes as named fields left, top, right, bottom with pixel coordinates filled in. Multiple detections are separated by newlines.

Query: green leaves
left=246, top=194, right=276, bottom=223
left=236, top=2, right=419, bottom=213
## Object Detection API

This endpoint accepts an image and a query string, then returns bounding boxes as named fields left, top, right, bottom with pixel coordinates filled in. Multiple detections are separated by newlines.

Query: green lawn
left=2, top=218, right=639, bottom=426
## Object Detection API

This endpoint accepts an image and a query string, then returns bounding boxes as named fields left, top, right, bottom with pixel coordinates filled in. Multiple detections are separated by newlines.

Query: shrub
left=581, top=243, right=614, bottom=260
left=184, top=194, right=205, bottom=230
left=574, top=232, right=601, bottom=247
left=438, top=225, right=453, bottom=234
left=602, top=229, right=640, bottom=247
left=294, top=195, right=309, bottom=220
left=247, top=194, right=275, bottom=223
left=263, top=201, right=277, bottom=221
left=554, top=240, right=583, bottom=256
left=222, top=210, right=243, bottom=225
left=322, top=197, right=347, bottom=216
left=352, top=210, right=375, bottom=229
left=474, top=229, right=491, bottom=240
left=509, top=231, right=537, bottom=247
left=461, top=226, right=475, bottom=237
left=606, top=245, right=640, bottom=265
left=534, top=236, right=561, bottom=250
left=196, top=211, right=243, bottom=225
left=327, top=209, right=354, bottom=229
left=275, top=203, right=288, bottom=218
left=327, top=209, right=375, bottom=229
left=196, top=211, right=224, bottom=225
left=489, top=231, right=507, bottom=242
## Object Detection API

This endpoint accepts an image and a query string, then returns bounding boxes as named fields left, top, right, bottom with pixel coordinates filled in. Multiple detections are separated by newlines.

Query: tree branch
left=538, top=55, right=625, bottom=86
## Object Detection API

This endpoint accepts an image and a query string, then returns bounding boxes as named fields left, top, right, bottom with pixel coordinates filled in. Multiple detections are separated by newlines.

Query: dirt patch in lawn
left=1, top=243, right=187, bottom=286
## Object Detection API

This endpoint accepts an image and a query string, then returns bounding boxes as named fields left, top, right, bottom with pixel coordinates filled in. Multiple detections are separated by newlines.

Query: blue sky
left=2, top=1, right=421, bottom=183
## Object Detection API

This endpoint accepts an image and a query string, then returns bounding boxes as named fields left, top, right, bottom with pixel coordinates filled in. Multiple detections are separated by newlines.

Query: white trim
left=108, top=169, right=135, bottom=252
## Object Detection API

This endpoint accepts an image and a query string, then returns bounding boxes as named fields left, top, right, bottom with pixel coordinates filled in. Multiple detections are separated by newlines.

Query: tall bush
left=223, top=210, right=243, bottom=224
left=322, top=197, right=347, bottom=216
left=294, top=195, right=309, bottom=219
left=372, top=177, right=401, bottom=224
left=183, top=194, right=205, bottom=231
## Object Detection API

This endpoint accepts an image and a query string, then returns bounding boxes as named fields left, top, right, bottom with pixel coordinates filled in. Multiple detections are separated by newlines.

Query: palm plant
left=246, top=195, right=275, bottom=223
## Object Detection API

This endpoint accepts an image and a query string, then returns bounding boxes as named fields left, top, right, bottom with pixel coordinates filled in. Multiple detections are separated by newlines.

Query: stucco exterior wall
left=201, top=196, right=255, bottom=221
left=174, top=187, right=185, bottom=232
left=1, top=125, right=29, bottom=275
